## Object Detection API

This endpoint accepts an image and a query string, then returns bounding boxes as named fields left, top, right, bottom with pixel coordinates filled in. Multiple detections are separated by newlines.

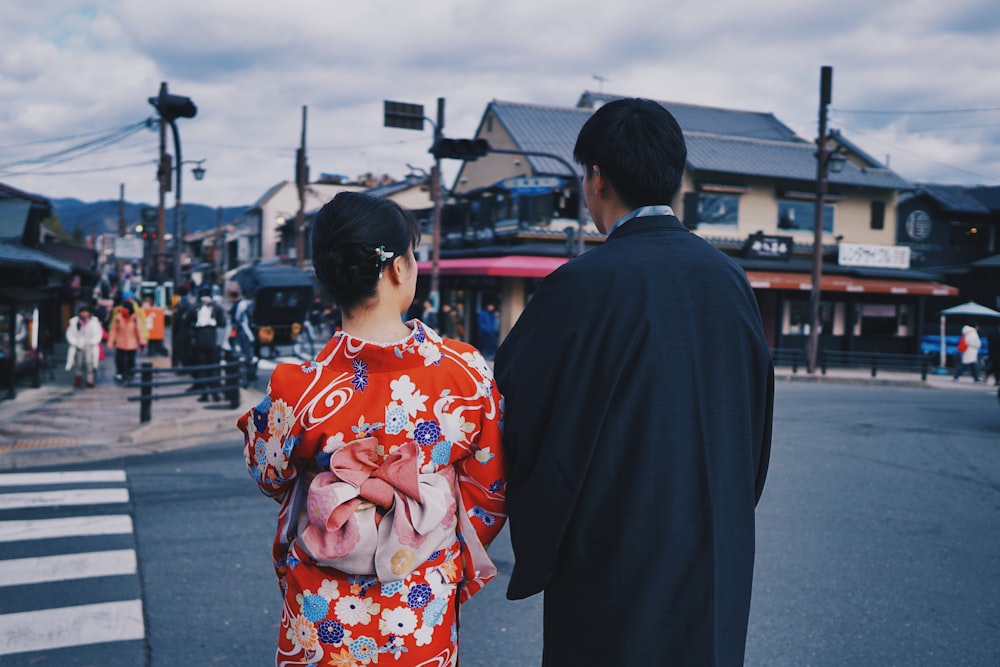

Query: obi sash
left=296, top=436, right=459, bottom=582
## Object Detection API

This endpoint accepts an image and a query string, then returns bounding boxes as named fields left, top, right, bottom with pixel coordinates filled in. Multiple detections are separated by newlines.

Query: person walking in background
left=120, top=290, right=149, bottom=347
left=107, top=297, right=147, bottom=383
left=476, top=301, right=498, bottom=359
left=190, top=287, right=227, bottom=401
left=440, top=302, right=462, bottom=340
left=953, top=322, right=982, bottom=382
left=64, top=305, right=104, bottom=388
left=238, top=192, right=506, bottom=666
left=494, top=98, right=773, bottom=666
left=227, top=287, right=256, bottom=384
left=421, top=298, right=439, bottom=330
left=171, top=285, right=196, bottom=369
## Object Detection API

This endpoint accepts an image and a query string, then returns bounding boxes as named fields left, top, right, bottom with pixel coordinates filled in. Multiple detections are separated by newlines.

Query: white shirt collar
left=607, top=205, right=675, bottom=235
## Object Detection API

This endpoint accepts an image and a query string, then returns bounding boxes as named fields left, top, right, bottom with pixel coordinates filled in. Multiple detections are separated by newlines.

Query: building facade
left=419, top=92, right=962, bottom=354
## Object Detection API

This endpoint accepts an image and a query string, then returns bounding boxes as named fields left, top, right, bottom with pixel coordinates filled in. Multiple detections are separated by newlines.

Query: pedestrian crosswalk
left=0, top=470, right=145, bottom=660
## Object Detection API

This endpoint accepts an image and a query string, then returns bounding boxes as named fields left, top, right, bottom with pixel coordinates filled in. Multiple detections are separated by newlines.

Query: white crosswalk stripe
left=0, top=600, right=145, bottom=656
left=0, top=469, right=144, bottom=659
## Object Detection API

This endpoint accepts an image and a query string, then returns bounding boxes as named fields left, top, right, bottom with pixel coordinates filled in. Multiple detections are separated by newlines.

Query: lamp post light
left=190, top=159, right=207, bottom=181
left=806, top=66, right=846, bottom=374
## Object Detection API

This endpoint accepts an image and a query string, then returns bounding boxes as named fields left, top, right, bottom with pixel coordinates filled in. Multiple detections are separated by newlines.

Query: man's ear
left=591, top=165, right=609, bottom=198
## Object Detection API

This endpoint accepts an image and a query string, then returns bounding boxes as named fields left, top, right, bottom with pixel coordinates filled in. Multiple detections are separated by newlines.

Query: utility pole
left=807, top=66, right=833, bottom=374
left=156, top=95, right=169, bottom=283
left=118, top=183, right=127, bottom=283
left=215, top=205, right=224, bottom=283
left=170, top=117, right=184, bottom=288
left=295, top=105, right=308, bottom=269
left=429, top=97, right=444, bottom=311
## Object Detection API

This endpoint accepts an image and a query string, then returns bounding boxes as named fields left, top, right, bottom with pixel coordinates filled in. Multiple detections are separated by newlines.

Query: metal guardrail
left=771, top=347, right=931, bottom=380
left=770, top=347, right=805, bottom=373
left=126, top=352, right=244, bottom=423
left=819, top=349, right=931, bottom=380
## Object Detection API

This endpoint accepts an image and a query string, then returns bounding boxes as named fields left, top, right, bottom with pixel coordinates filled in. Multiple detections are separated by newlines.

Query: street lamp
left=190, top=159, right=207, bottom=181
left=148, top=82, right=197, bottom=288
left=806, top=66, right=847, bottom=374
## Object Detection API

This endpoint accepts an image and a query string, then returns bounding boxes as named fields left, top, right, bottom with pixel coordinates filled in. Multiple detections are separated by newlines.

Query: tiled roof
left=686, top=132, right=912, bottom=189
left=364, top=175, right=429, bottom=198
left=579, top=91, right=800, bottom=142
left=486, top=101, right=591, bottom=177
left=901, top=183, right=991, bottom=214
left=488, top=98, right=911, bottom=191
left=967, top=185, right=1000, bottom=211
left=0, top=241, right=73, bottom=273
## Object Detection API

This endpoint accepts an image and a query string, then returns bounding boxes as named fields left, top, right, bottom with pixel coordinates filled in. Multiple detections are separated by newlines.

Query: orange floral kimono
left=239, top=320, right=506, bottom=666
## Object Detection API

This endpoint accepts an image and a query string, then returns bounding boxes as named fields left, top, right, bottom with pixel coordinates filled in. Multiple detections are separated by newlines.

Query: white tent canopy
left=935, top=301, right=1000, bottom=369
left=940, top=301, right=1000, bottom=319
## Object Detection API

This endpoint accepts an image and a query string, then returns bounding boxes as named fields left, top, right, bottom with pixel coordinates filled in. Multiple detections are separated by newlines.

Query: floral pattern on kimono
left=238, top=320, right=506, bottom=666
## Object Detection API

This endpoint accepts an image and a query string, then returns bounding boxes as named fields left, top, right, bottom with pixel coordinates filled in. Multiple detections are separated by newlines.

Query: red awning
left=417, top=255, right=567, bottom=278
left=416, top=256, right=959, bottom=296
left=745, top=271, right=958, bottom=296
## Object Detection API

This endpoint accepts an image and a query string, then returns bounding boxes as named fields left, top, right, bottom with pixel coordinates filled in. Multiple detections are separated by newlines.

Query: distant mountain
left=51, top=198, right=249, bottom=236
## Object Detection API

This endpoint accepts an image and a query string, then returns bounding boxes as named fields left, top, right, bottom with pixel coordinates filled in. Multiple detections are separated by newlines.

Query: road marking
left=0, top=599, right=145, bottom=656
left=0, top=515, right=134, bottom=543
left=0, top=488, right=129, bottom=510
left=0, top=549, right=137, bottom=586
left=0, top=470, right=127, bottom=486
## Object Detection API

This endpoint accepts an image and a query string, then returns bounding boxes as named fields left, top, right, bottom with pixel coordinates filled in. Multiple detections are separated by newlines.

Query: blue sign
left=498, top=177, right=565, bottom=195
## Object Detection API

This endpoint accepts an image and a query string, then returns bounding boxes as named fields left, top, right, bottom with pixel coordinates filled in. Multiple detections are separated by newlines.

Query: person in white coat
left=65, top=306, right=105, bottom=387
left=953, top=323, right=982, bottom=382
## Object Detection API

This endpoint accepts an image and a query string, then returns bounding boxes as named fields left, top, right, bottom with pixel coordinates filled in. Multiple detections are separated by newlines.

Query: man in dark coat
left=494, top=98, right=774, bottom=666
left=171, top=285, right=195, bottom=368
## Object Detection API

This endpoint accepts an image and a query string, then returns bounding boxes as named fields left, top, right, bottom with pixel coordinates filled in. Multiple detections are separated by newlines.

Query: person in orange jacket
left=107, top=294, right=148, bottom=383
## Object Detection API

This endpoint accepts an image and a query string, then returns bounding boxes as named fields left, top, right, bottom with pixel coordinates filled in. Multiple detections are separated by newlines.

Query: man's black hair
left=573, top=98, right=687, bottom=210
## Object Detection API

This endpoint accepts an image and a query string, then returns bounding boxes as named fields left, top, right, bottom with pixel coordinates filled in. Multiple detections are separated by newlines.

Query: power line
left=186, top=136, right=427, bottom=153
left=835, top=122, right=990, bottom=180
left=833, top=106, right=1000, bottom=115
left=0, top=159, right=156, bottom=178
left=0, top=120, right=155, bottom=150
left=0, top=120, right=151, bottom=170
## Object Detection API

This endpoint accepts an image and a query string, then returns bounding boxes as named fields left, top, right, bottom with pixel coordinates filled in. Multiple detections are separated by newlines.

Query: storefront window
left=854, top=303, right=909, bottom=337
left=0, top=306, right=38, bottom=368
left=777, top=199, right=834, bottom=234
left=784, top=299, right=833, bottom=335
left=697, top=193, right=739, bottom=226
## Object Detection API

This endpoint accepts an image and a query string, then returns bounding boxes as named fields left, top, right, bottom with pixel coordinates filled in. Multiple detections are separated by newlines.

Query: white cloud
left=1, top=0, right=998, bottom=208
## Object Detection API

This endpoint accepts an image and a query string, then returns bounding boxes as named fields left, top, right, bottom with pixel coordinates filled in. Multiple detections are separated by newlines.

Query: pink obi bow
left=297, top=437, right=458, bottom=582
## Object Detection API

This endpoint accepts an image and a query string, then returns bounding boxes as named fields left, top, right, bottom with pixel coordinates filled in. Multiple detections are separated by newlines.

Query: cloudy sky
left=1, top=0, right=998, bottom=209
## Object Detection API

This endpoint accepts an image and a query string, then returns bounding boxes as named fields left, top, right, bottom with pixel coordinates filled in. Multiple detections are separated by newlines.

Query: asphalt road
left=2, top=381, right=998, bottom=665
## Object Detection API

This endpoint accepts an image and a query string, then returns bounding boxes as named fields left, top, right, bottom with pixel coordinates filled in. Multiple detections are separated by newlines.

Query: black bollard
left=139, top=362, right=153, bottom=423
left=225, top=351, right=240, bottom=409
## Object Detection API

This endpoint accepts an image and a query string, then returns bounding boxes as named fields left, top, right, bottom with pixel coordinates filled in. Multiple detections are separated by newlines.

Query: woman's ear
left=387, top=254, right=410, bottom=286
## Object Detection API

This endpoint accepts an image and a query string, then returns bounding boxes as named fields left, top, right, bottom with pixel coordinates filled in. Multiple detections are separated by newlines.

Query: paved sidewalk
left=0, top=348, right=263, bottom=469
left=1, top=348, right=995, bottom=470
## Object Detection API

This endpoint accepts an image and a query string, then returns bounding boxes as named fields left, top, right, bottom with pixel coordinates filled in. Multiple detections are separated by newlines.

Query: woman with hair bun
left=239, top=192, right=506, bottom=666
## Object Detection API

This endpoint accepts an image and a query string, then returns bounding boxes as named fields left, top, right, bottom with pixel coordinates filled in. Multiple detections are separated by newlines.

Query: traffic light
left=148, top=83, right=197, bottom=122
left=431, top=138, right=490, bottom=161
